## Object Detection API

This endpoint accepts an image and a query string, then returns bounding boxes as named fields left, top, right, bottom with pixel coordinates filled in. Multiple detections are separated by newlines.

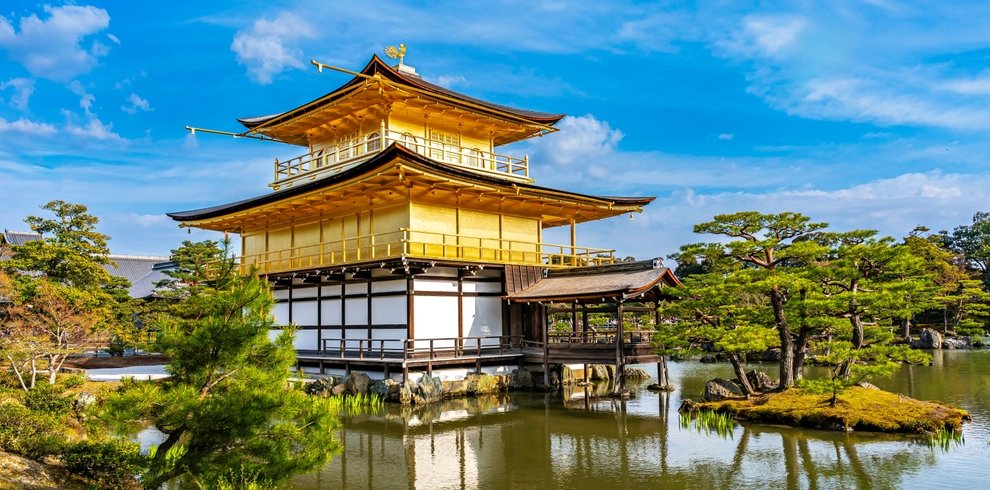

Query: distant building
left=1, top=228, right=170, bottom=299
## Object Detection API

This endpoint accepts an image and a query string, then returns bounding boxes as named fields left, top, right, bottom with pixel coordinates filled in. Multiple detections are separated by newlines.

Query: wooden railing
left=319, top=335, right=523, bottom=361
left=240, top=228, right=615, bottom=274
left=525, top=330, right=658, bottom=347
left=272, top=128, right=529, bottom=188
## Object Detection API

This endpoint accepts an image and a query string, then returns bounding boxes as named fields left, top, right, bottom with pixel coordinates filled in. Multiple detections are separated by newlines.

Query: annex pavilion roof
left=505, top=259, right=680, bottom=303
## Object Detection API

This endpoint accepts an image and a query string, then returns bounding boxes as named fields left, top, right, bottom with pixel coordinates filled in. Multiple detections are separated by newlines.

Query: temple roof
left=504, top=259, right=680, bottom=303
left=103, top=254, right=169, bottom=286
left=2, top=230, right=41, bottom=246
left=235, top=55, right=565, bottom=146
left=168, top=143, right=654, bottom=229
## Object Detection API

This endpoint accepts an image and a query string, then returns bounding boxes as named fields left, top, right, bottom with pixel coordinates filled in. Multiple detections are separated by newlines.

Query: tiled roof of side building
left=103, top=254, right=170, bottom=286
left=128, top=260, right=178, bottom=299
left=2, top=230, right=42, bottom=246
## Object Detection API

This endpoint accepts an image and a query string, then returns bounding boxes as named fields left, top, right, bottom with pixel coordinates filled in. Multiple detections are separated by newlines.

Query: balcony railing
left=240, top=228, right=615, bottom=275
left=271, top=128, right=530, bottom=189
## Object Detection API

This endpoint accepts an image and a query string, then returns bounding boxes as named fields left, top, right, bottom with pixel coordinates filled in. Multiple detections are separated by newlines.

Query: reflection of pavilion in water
left=295, top=392, right=935, bottom=489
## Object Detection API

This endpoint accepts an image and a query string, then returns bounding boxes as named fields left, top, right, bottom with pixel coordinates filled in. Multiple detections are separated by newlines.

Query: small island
left=682, top=384, right=969, bottom=434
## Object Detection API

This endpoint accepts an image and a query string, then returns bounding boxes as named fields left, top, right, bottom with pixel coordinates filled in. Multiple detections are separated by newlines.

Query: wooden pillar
left=569, top=218, right=576, bottom=262
left=366, top=277, right=373, bottom=340
left=582, top=304, right=589, bottom=342
left=615, top=300, right=625, bottom=394
left=317, top=280, right=323, bottom=352
left=542, top=303, right=550, bottom=386
left=287, top=278, right=294, bottom=324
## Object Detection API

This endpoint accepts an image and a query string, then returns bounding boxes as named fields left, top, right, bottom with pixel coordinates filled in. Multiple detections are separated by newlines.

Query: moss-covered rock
left=686, top=386, right=969, bottom=433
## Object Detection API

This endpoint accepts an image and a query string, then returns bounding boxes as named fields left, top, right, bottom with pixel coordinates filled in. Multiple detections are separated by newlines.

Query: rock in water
left=590, top=364, right=610, bottom=380
left=331, top=383, right=347, bottom=396
left=370, top=379, right=400, bottom=401
left=917, top=328, right=943, bottom=349
left=623, top=367, right=651, bottom=380
left=746, top=370, right=777, bottom=392
left=703, top=378, right=744, bottom=401
left=510, top=368, right=533, bottom=389
left=345, top=372, right=372, bottom=395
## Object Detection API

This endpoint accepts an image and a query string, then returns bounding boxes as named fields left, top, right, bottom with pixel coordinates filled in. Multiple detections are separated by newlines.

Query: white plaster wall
left=428, top=266, right=459, bottom=278
left=371, top=328, right=407, bottom=351
left=372, top=279, right=407, bottom=293
left=291, top=286, right=319, bottom=299
left=273, top=289, right=290, bottom=300
left=414, top=278, right=458, bottom=292
left=461, top=281, right=502, bottom=294
left=412, top=295, right=458, bottom=348
left=322, top=328, right=342, bottom=342
left=320, top=300, right=342, bottom=325
left=344, top=298, right=367, bottom=324
left=291, top=302, right=318, bottom=326
left=372, top=296, right=406, bottom=324
left=321, top=284, right=342, bottom=296
left=293, top=329, right=319, bottom=350
left=462, top=296, right=503, bottom=345
left=273, top=303, right=290, bottom=326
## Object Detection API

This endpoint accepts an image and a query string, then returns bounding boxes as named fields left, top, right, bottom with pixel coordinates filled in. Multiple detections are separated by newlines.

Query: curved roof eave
left=167, top=143, right=654, bottom=222
left=235, top=55, right=566, bottom=130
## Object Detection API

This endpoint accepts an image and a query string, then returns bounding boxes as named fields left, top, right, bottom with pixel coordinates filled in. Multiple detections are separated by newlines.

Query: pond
left=293, top=350, right=990, bottom=489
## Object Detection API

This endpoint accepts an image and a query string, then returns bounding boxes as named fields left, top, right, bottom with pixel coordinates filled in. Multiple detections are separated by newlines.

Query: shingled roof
left=237, top=55, right=565, bottom=132
left=168, top=143, right=654, bottom=223
left=505, top=259, right=680, bottom=303
left=2, top=230, right=41, bottom=246
left=103, top=254, right=169, bottom=286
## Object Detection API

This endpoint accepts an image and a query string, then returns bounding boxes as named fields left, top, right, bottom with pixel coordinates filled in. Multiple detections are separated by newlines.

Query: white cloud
left=718, top=133, right=734, bottom=140
left=230, top=12, right=316, bottom=84
left=738, top=15, right=807, bottom=57
left=107, top=33, right=120, bottom=45
left=0, top=78, right=34, bottom=110
left=939, top=76, right=990, bottom=95
left=433, top=75, right=466, bottom=89
left=0, top=5, right=111, bottom=81
left=121, top=93, right=152, bottom=114
left=703, top=4, right=990, bottom=131
left=65, top=118, right=123, bottom=141
left=69, top=80, right=96, bottom=115
left=529, top=114, right=623, bottom=166
left=791, top=77, right=990, bottom=130
left=0, top=116, right=56, bottom=135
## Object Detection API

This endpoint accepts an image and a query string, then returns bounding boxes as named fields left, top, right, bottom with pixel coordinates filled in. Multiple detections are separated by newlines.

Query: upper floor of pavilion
left=234, top=55, right=565, bottom=190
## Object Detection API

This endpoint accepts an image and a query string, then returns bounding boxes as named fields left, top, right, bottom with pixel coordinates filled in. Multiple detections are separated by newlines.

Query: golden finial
left=384, top=43, right=407, bottom=65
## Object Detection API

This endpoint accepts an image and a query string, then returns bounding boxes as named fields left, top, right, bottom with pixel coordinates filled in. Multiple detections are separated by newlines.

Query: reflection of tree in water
left=297, top=389, right=941, bottom=490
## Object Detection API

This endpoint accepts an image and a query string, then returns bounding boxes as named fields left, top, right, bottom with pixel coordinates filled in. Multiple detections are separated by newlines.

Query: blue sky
left=3, top=1, right=990, bottom=260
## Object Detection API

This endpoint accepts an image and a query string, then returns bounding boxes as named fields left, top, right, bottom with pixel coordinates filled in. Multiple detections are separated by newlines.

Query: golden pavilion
left=170, top=52, right=678, bottom=387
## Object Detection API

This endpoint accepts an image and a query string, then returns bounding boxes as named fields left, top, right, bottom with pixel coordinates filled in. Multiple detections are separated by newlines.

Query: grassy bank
left=689, top=386, right=969, bottom=434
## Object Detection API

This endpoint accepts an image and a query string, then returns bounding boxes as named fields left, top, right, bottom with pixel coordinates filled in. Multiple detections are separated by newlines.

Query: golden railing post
left=524, top=153, right=529, bottom=178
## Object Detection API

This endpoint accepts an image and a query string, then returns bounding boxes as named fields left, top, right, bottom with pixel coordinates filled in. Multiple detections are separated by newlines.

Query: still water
left=293, top=351, right=990, bottom=489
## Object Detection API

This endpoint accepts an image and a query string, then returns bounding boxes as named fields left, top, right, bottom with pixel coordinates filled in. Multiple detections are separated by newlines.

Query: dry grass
left=698, top=387, right=969, bottom=434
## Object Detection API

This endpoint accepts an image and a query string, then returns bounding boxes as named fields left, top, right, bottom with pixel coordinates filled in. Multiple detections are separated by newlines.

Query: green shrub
left=58, top=373, right=86, bottom=390
left=63, top=439, right=144, bottom=489
left=107, top=336, right=128, bottom=357
left=0, top=402, right=66, bottom=458
left=24, top=383, right=73, bottom=415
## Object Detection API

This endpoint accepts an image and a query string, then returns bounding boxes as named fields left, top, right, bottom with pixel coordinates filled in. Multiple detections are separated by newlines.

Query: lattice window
left=429, top=129, right=460, bottom=163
